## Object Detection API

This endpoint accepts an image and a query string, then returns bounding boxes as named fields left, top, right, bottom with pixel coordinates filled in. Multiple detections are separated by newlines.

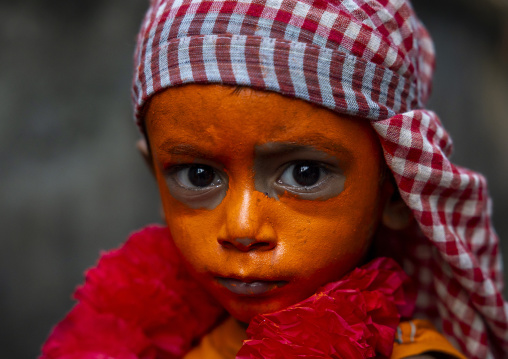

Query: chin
left=220, top=292, right=305, bottom=324
left=226, top=301, right=284, bottom=324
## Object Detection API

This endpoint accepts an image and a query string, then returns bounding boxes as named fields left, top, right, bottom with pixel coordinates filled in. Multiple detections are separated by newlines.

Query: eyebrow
left=158, top=140, right=215, bottom=160
left=256, top=135, right=352, bottom=157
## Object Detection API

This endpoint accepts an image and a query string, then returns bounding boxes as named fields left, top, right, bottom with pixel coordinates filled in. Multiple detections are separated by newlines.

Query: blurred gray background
left=1, top=0, right=507, bottom=358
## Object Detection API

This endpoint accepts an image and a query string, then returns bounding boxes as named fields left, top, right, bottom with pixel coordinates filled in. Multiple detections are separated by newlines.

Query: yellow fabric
left=184, top=317, right=466, bottom=359
left=183, top=317, right=246, bottom=359
left=392, top=319, right=467, bottom=359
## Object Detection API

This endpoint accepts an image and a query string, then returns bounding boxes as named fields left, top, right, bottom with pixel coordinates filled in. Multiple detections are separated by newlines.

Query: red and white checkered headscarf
left=132, top=0, right=508, bottom=357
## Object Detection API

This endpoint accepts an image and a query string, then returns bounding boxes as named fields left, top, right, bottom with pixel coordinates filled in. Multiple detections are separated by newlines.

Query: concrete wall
left=1, top=0, right=507, bottom=357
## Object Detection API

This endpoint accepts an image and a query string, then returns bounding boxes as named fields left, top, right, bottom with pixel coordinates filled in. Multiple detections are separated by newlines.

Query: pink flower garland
left=41, top=226, right=415, bottom=359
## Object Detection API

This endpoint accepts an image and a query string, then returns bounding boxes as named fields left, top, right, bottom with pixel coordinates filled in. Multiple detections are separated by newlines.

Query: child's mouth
left=216, top=277, right=288, bottom=296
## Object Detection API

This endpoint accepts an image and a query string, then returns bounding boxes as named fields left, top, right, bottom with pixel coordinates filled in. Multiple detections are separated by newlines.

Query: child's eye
left=270, top=160, right=345, bottom=200
left=174, top=164, right=222, bottom=189
left=164, top=163, right=226, bottom=209
left=278, top=161, right=327, bottom=188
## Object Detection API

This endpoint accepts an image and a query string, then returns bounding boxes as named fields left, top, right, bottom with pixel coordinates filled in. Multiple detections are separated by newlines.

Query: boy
left=41, top=0, right=508, bottom=358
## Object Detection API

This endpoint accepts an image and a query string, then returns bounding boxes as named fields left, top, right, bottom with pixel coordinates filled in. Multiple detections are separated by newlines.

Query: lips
left=216, top=277, right=287, bottom=296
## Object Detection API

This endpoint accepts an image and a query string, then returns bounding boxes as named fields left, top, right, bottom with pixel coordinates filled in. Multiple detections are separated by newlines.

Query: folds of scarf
left=372, top=109, right=507, bottom=358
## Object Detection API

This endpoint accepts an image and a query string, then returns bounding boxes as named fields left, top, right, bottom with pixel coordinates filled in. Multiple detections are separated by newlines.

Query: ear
left=381, top=180, right=413, bottom=230
left=136, top=138, right=155, bottom=177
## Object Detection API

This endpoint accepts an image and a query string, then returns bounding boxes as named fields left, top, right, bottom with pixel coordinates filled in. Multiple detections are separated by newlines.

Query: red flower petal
left=238, top=258, right=414, bottom=359
left=41, top=227, right=413, bottom=359
left=41, top=303, right=151, bottom=359
left=41, top=226, right=225, bottom=359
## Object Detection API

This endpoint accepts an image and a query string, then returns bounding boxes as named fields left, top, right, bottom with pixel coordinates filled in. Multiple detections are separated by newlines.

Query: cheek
left=160, top=195, right=225, bottom=273
left=154, top=170, right=210, bottom=264
left=169, top=212, right=223, bottom=267
left=276, top=181, right=384, bottom=277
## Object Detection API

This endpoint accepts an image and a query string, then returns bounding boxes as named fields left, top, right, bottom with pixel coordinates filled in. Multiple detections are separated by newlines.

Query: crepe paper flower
left=41, top=227, right=414, bottom=359
left=40, top=303, right=152, bottom=359
left=41, top=226, right=225, bottom=359
left=238, top=258, right=414, bottom=359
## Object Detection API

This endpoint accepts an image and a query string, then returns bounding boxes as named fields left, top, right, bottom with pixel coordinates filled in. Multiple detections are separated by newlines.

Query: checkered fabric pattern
left=132, top=0, right=508, bottom=357
left=373, top=112, right=507, bottom=358
left=133, top=0, right=434, bottom=122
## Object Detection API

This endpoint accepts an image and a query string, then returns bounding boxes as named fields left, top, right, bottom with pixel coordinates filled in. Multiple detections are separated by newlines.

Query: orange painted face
left=144, top=84, right=393, bottom=323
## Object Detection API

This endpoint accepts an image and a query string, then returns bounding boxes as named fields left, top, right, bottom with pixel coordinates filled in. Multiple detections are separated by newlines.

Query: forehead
left=144, top=84, right=380, bottom=158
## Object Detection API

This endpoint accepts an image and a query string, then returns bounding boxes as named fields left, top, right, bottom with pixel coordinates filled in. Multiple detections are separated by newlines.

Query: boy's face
left=144, top=84, right=393, bottom=323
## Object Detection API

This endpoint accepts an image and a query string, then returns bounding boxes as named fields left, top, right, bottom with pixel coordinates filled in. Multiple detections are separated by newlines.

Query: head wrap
left=132, top=0, right=508, bottom=357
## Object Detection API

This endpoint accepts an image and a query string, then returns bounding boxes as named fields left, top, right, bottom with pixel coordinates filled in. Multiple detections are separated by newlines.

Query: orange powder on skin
left=145, top=84, right=393, bottom=323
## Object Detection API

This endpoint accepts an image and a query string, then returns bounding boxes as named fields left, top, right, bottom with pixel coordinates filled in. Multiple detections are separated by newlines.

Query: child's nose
left=217, top=187, right=276, bottom=252
left=219, top=236, right=275, bottom=252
